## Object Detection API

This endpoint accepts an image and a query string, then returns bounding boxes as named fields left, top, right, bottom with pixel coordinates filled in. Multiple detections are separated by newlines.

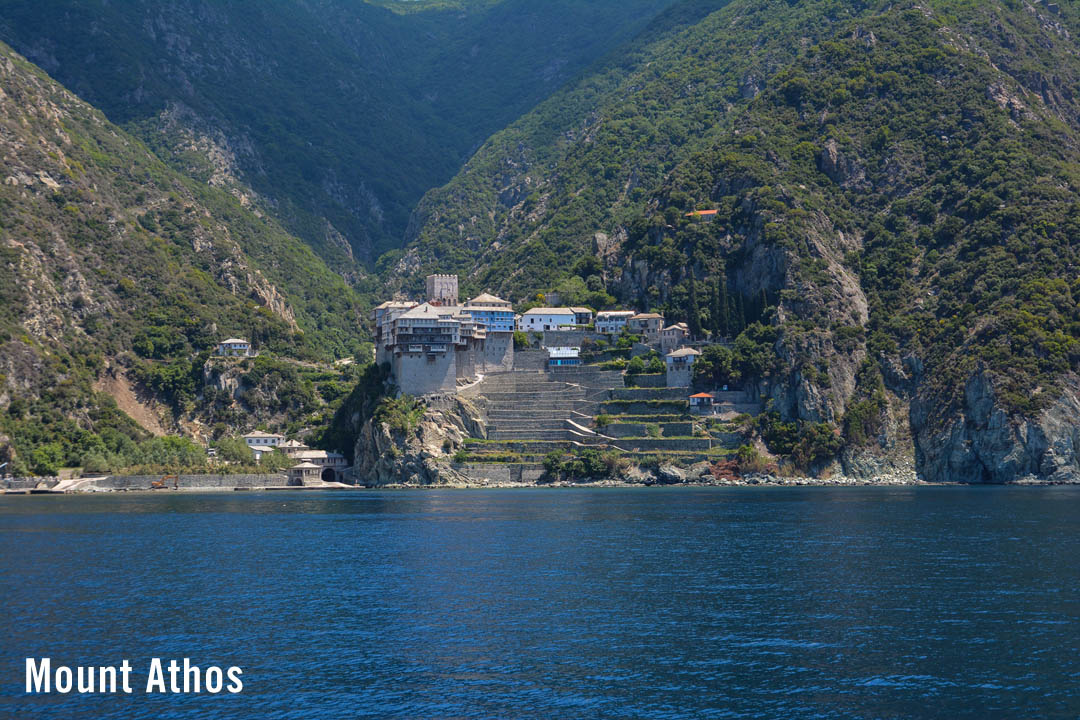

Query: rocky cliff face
left=913, top=371, right=1080, bottom=484
left=352, top=396, right=487, bottom=486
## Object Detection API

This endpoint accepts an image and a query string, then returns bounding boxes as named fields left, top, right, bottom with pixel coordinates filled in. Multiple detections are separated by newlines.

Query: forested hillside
left=0, top=41, right=364, bottom=474
left=0, top=0, right=682, bottom=268
left=405, top=0, right=1080, bottom=482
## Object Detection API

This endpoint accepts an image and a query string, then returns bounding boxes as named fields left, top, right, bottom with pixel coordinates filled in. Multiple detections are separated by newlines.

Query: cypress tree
left=686, top=272, right=703, bottom=339
left=735, top=292, right=746, bottom=334
left=719, top=275, right=730, bottom=338
left=710, top=278, right=722, bottom=337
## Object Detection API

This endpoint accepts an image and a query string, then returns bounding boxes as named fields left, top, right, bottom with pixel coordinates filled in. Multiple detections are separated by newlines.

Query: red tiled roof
left=689, top=392, right=714, bottom=399
left=686, top=209, right=719, bottom=217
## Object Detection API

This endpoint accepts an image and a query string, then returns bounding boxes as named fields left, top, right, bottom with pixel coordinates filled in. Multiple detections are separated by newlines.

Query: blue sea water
left=1, top=486, right=1078, bottom=719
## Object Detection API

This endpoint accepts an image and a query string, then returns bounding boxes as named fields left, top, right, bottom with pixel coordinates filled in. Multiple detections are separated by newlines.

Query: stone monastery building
left=374, top=275, right=514, bottom=395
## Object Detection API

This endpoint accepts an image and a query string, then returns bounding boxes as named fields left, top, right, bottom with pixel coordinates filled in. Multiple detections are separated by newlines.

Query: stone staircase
left=465, top=371, right=606, bottom=441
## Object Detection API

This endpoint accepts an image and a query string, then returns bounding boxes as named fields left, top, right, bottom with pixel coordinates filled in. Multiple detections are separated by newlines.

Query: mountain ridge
left=0, top=40, right=365, bottom=474
left=0, top=0, right=684, bottom=268
left=402, top=0, right=1080, bottom=482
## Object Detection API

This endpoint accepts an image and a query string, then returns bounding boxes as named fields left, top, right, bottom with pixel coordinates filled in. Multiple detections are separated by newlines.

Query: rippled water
left=2, top=487, right=1079, bottom=719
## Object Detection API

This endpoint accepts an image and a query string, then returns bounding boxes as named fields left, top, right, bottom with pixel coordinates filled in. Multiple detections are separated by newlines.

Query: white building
left=569, top=307, right=594, bottom=326
left=290, top=449, right=348, bottom=481
left=243, top=431, right=285, bottom=461
left=547, top=346, right=581, bottom=368
left=287, top=462, right=322, bottom=486
left=520, top=308, right=576, bottom=332
left=278, top=439, right=310, bottom=457
left=689, top=392, right=715, bottom=412
left=595, top=311, right=636, bottom=334
left=217, top=338, right=254, bottom=357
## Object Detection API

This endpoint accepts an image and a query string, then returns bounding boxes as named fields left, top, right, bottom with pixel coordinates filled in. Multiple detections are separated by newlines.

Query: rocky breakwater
left=913, top=370, right=1080, bottom=484
left=353, top=395, right=486, bottom=487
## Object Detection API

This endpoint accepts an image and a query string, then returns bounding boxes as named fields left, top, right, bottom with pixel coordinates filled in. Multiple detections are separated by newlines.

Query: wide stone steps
left=466, top=367, right=630, bottom=444
left=488, top=421, right=568, bottom=433
left=485, top=398, right=595, bottom=409
left=489, top=429, right=572, bottom=441
left=481, top=392, right=586, bottom=402
left=465, top=439, right=617, bottom=456
left=479, top=379, right=578, bottom=388
left=487, top=412, right=583, bottom=421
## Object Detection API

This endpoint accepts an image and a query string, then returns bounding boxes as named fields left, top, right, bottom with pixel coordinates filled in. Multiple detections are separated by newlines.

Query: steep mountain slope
left=0, top=0, right=682, bottom=267
left=0, top=41, right=364, bottom=473
left=404, top=0, right=1080, bottom=483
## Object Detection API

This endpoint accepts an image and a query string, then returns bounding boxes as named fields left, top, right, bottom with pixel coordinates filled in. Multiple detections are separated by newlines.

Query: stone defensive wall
left=74, top=474, right=291, bottom=490
left=3, top=477, right=61, bottom=490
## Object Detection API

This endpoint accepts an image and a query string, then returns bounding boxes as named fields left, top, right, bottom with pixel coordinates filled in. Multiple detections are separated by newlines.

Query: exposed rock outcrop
left=352, top=396, right=486, bottom=486
left=913, top=370, right=1080, bottom=484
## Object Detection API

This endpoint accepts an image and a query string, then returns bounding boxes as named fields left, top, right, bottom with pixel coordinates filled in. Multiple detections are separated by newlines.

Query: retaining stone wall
left=611, top=387, right=688, bottom=401
left=513, top=350, right=549, bottom=371
left=712, top=432, right=746, bottom=447
left=666, top=366, right=693, bottom=388
left=625, top=373, right=666, bottom=388
left=601, top=401, right=687, bottom=415
left=610, top=438, right=714, bottom=452
left=542, top=330, right=607, bottom=348
left=602, top=422, right=694, bottom=438
left=455, top=463, right=546, bottom=484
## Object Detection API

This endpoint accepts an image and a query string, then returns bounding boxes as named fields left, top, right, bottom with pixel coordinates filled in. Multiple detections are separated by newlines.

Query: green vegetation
left=0, top=40, right=373, bottom=471
left=373, top=394, right=425, bottom=435
left=542, top=448, right=627, bottom=481
left=406, top=0, right=1080, bottom=466
left=314, top=363, right=394, bottom=464
left=754, top=412, right=845, bottom=472
left=0, top=0, right=684, bottom=266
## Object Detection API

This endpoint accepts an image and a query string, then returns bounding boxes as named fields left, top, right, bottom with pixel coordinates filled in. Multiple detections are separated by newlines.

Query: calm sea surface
left=1, top=487, right=1079, bottom=719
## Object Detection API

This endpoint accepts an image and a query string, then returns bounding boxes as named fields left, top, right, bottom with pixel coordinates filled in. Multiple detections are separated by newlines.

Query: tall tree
left=718, top=275, right=731, bottom=338
left=710, top=278, right=722, bottom=338
left=686, top=272, right=703, bottom=339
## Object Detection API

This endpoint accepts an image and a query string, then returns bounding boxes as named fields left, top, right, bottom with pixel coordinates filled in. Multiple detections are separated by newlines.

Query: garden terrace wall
left=602, top=422, right=694, bottom=438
